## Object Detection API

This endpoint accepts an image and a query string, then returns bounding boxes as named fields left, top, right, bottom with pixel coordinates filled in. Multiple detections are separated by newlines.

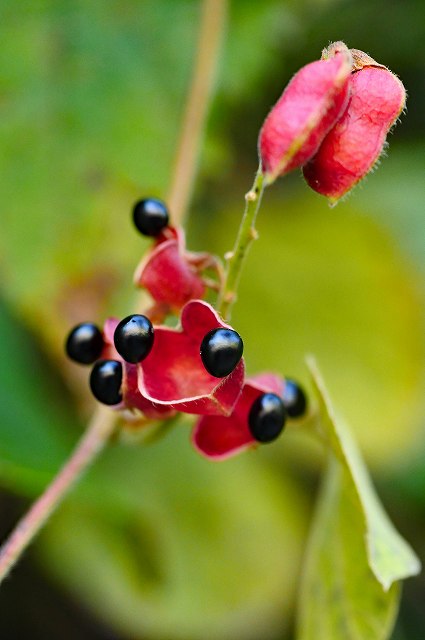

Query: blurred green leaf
left=220, top=2, right=302, bottom=101
left=297, top=360, right=420, bottom=640
left=38, top=426, right=307, bottom=640
left=297, top=457, right=400, bottom=640
left=385, top=441, right=425, bottom=508
left=204, top=194, right=424, bottom=468
left=353, top=145, right=425, bottom=281
left=0, top=1, right=202, bottom=347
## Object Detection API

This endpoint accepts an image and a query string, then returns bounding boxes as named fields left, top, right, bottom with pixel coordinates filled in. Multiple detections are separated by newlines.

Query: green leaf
left=0, top=1, right=202, bottom=348
left=298, top=458, right=400, bottom=640
left=297, top=359, right=421, bottom=639
left=308, top=357, right=421, bottom=588
left=354, top=145, right=425, bottom=280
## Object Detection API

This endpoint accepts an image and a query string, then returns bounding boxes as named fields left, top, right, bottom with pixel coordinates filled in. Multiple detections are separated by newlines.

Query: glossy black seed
left=113, top=314, right=154, bottom=364
left=200, top=328, right=243, bottom=378
left=248, top=393, right=286, bottom=443
left=132, top=198, right=169, bottom=237
left=282, top=379, right=307, bottom=418
left=90, top=360, right=123, bottom=405
left=65, top=322, right=103, bottom=365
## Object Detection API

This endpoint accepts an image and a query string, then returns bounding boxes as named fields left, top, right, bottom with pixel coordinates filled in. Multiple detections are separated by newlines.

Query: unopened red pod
left=303, top=47, right=406, bottom=203
left=258, top=43, right=352, bottom=184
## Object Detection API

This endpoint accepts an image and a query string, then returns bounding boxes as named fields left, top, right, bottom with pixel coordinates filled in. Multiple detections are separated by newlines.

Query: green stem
left=218, top=167, right=265, bottom=320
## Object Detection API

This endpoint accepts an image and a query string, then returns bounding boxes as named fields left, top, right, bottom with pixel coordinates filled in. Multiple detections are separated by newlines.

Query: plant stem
left=167, top=0, right=227, bottom=227
left=218, top=167, right=265, bottom=320
left=136, top=0, right=227, bottom=316
left=0, top=407, right=116, bottom=585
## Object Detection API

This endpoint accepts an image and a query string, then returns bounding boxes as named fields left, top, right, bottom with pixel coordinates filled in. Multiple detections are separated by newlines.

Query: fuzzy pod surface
left=303, top=56, right=406, bottom=203
left=258, top=45, right=353, bottom=184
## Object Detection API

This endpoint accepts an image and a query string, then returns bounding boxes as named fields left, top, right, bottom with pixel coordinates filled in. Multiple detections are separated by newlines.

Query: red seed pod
left=137, top=300, right=245, bottom=416
left=303, top=48, right=406, bottom=203
left=258, top=44, right=352, bottom=184
left=192, top=373, right=285, bottom=460
left=101, top=317, right=176, bottom=420
left=133, top=226, right=208, bottom=310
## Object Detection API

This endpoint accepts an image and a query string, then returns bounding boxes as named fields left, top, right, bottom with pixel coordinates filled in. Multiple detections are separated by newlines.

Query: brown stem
left=0, top=407, right=116, bottom=584
left=167, top=0, right=227, bottom=227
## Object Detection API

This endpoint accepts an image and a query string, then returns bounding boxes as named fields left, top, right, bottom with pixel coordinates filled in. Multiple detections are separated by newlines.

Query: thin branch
left=0, top=407, right=116, bottom=584
left=218, top=167, right=265, bottom=320
left=168, top=0, right=227, bottom=227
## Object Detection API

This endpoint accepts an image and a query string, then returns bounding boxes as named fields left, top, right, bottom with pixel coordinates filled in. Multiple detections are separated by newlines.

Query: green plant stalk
left=218, top=167, right=265, bottom=320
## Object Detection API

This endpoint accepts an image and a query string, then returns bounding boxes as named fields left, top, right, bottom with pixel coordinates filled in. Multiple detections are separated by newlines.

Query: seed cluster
left=65, top=198, right=307, bottom=458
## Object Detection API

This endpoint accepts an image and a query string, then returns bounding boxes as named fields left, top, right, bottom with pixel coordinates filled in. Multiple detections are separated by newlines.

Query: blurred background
left=1, top=0, right=425, bottom=638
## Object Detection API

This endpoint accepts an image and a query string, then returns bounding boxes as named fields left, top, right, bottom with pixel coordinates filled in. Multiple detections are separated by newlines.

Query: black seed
left=132, top=198, right=169, bottom=237
left=248, top=393, right=286, bottom=443
left=113, top=314, right=154, bottom=364
left=282, top=379, right=307, bottom=418
left=90, top=360, right=123, bottom=405
left=200, top=328, right=243, bottom=378
left=65, top=322, right=103, bottom=365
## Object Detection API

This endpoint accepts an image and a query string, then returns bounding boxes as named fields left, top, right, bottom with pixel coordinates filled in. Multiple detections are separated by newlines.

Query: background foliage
left=0, top=1, right=425, bottom=638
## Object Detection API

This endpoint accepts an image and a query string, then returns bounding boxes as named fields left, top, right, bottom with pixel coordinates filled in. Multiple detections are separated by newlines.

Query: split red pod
left=258, top=43, right=353, bottom=184
left=303, top=44, right=406, bottom=203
